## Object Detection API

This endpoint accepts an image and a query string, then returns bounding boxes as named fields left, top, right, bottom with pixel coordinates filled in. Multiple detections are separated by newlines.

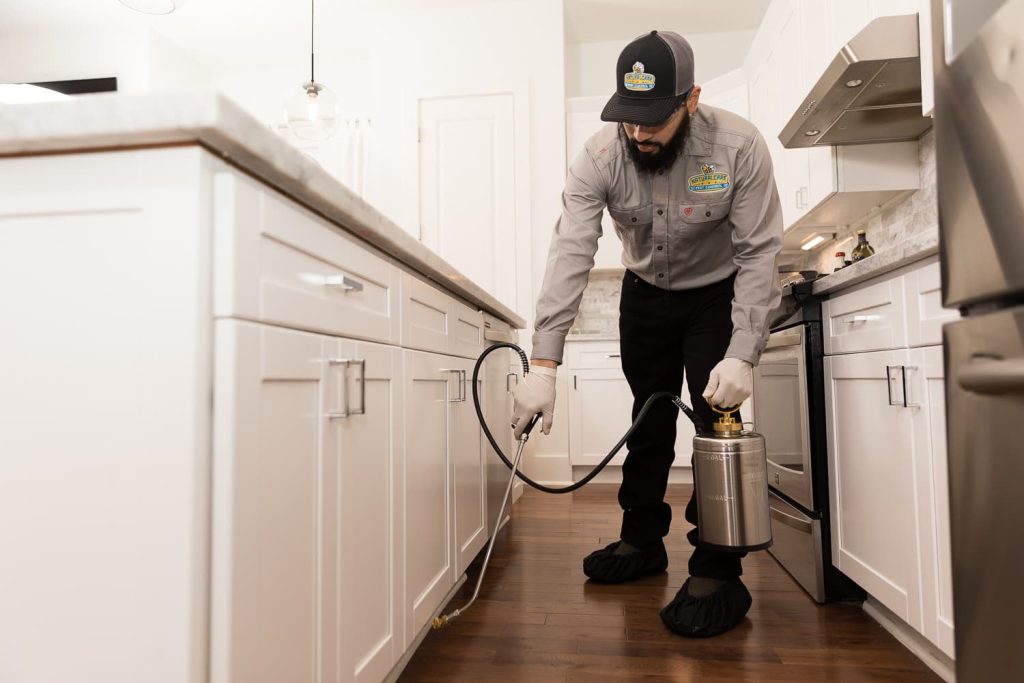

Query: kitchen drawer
left=564, top=340, right=624, bottom=369
left=823, top=277, right=907, bottom=355
left=904, top=259, right=960, bottom=347
left=449, top=299, right=485, bottom=359
left=213, top=170, right=399, bottom=344
left=400, top=270, right=484, bottom=358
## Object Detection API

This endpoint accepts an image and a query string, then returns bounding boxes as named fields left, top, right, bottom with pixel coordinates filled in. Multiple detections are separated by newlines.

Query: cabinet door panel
left=452, top=356, right=488, bottom=573
left=322, top=340, right=402, bottom=683
left=403, top=350, right=454, bottom=640
left=568, top=367, right=694, bottom=467
left=211, top=321, right=320, bottom=683
left=825, top=350, right=922, bottom=627
left=905, top=260, right=961, bottom=347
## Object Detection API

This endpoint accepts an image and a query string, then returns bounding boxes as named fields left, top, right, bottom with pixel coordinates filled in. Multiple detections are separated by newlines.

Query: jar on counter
left=833, top=251, right=847, bottom=273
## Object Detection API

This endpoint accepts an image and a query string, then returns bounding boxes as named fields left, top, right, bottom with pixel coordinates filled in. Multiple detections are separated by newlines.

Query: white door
left=911, top=345, right=956, bottom=658
left=321, top=340, right=403, bottom=683
left=565, top=96, right=623, bottom=270
left=450, top=355, right=489, bottom=573
left=402, top=349, right=455, bottom=640
left=211, top=320, right=320, bottom=683
left=419, top=94, right=518, bottom=308
left=824, top=350, right=923, bottom=629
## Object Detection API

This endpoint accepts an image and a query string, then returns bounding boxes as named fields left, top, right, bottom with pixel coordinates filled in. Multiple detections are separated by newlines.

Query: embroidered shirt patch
left=687, top=163, right=731, bottom=193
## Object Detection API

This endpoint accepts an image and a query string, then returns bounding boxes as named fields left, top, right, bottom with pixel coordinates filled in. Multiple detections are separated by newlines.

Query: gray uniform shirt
left=532, top=104, right=783, bottom=366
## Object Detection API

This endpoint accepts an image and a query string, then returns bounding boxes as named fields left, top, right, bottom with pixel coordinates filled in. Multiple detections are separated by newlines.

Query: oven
left=752, top=284, right=861, bottom=603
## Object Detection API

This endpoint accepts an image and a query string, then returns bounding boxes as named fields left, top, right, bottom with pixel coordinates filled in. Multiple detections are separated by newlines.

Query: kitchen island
left=0, top=91, right=523, bottom=683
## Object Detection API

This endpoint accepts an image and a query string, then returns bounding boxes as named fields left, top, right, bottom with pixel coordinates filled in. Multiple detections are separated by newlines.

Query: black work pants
left=617, top=270, right=744, bottom=580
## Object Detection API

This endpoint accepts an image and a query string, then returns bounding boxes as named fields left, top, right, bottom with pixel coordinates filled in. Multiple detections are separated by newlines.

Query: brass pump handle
left=706, top=398, right=742, bottom=417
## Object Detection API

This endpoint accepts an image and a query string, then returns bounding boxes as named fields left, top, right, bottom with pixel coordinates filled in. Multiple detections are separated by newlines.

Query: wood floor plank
left=399, top=485, right=942, bottom=682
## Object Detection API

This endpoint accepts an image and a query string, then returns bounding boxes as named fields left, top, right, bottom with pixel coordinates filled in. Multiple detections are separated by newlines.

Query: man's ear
left=687, top=85, right=702, bottom=114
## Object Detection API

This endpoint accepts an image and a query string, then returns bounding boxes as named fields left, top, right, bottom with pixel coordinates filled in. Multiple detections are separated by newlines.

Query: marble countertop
left=811, top=229, right=940, bottom=296
left=0, top=90, right=525, bottom=328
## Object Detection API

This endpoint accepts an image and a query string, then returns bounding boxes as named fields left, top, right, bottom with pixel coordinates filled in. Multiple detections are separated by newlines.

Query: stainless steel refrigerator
left=933, top=0, right=1024, bottom=679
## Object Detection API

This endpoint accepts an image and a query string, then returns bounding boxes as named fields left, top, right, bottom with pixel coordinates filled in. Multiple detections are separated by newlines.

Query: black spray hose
left=471, top=342, right=706, bottom=494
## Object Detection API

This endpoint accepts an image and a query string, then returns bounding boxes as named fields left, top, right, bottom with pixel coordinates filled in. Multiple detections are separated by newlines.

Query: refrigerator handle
left=957, top=357, right=1024, bottom=395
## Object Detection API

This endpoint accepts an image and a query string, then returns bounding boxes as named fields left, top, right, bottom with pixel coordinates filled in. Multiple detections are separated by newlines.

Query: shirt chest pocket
left=674, top=200, right=731, bottom=238
left=607, top=204, right=653, bottom=229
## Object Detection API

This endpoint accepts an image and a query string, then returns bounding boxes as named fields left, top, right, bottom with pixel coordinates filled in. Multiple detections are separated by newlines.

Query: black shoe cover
left=659, top=577, right=752, bottom=638
left=582, top=540, right=668, bottom=583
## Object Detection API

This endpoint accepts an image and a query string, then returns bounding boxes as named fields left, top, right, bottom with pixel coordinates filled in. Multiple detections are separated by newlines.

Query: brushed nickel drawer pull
left=323, top=274, right=364, bottom=292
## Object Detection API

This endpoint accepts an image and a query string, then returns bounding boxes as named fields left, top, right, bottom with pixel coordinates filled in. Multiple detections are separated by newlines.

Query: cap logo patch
left=688, top=163, right=731, bottom=193
left=624, top=62, right=656, bottom=91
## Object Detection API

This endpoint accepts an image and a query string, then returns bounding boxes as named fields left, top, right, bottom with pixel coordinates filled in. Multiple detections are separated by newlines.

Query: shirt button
left=705, top=210, right=712, bottom=217
left=658, top=170, right=664, bottom=175
left=631, top=217, right=637, bottom=223
left=657, top=245, right=663, bottom=251
left=657, top=209, right=664, bottom=216
left=657, top=273, right=665, bottom=278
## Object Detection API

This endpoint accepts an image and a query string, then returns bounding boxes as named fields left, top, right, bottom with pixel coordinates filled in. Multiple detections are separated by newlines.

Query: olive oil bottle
left=851, top=229, right=875, bottom=262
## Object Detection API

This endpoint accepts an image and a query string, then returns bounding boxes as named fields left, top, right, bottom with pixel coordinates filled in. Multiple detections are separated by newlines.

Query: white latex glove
left=703, top=357, right=753, bottom=410
left=511, top=365, right=557, bottom=438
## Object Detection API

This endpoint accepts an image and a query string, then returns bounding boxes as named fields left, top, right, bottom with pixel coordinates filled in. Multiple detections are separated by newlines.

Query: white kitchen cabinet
left=321, top=339, right=403, bottom=683
left=822, top=258, right=958, bottom=656
left=566, top=341, right=694, bottom=468
left=480, top=339, right=518, bottom=535
left=402, top=349, right=456, bottom=641
left=825, top=349, right=923, bottom=628
left=211, top=321, right=322, bottom=683
left=400, top=269, right=486, bottom=359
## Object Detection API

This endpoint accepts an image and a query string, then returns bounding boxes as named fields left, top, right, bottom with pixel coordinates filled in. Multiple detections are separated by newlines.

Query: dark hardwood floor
left=400, top=484, right=941, bottom=683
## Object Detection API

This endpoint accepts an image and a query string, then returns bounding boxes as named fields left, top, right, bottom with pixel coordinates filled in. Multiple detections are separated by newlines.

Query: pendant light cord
left=310, top=0, right=315, bottom=83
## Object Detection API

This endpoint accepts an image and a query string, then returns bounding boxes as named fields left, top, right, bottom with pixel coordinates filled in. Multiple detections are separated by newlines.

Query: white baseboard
left=863, top=596, right=956, bottom=683
left=529, top=465, right=694, bottom=488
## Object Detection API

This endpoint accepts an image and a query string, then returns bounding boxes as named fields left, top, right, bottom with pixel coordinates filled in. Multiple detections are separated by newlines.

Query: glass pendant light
left=118, top=0, right=188, bottom=15
left=284, top=0, right=340, bottom=141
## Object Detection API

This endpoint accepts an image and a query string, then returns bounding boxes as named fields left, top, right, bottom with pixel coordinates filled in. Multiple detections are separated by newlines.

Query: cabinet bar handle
left=323, top=274, right=364, bottom=292
left=506, top=371, right=517, bottom=393
left=843, top=315, right=880, bottom=324
left=605, top=353, right=621, bottom=359
left=440, top=368, right=467, bottom=402
left=886, top=365, right=900, bottom=406
left=327, top=358, right=367, bottom=417
left=901, top=365, right=919, bottom=408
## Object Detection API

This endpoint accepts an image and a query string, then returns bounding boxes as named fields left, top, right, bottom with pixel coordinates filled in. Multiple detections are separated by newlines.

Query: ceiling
left=0, top=0, right=771, bottom=76
left=563, top=0, right=771, bottom=43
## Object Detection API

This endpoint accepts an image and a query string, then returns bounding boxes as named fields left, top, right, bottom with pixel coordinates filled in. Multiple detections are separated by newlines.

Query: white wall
left=566, top=30, right=757, bottom=98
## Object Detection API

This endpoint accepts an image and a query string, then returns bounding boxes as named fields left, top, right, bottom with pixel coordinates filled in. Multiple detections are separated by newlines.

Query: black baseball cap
left=600, top=30, right=695, bottom=126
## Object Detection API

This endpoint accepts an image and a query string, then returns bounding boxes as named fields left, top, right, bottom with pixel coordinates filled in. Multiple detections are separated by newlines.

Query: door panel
left=211, top=321, right=319, bottom=683
left=402, top=350, right=454, bottom=640
left=452, top=355, right=488, bottom=573
left=419, top=94, right=517, bottom=308
left=825, top=350, right=921, bottom=627
left=322, top=340, right=401, bottom=683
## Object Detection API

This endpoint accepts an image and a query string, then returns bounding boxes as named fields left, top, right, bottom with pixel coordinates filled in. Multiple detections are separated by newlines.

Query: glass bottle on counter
left=833, top=251, right=847, bottom=273
left=851, top=229, right=876, bottom=262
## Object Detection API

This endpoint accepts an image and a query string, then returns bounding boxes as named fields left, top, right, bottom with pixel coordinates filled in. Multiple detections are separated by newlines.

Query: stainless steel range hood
left=779, top=14, right=933, bottom=149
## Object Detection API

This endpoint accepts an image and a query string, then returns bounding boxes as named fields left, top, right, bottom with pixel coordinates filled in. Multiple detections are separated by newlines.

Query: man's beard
left=621, top=110, right=690, bottom=174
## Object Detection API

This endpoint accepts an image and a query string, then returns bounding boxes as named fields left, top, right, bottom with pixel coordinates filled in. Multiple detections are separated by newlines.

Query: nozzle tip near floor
left=431, top=615, right=449, bottom=630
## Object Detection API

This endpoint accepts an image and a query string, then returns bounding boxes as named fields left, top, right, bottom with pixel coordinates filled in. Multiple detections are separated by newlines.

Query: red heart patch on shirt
left=683, top=206, right=693, bottom=217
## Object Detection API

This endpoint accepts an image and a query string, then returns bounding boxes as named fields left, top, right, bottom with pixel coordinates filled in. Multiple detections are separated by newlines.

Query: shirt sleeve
left=724, top=131, right=784, bottom=366
left=531, top=147, right=607, bottom=364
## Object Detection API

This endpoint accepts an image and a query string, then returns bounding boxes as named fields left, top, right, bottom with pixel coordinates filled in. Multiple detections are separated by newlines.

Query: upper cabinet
left=745, top=0, right=932, bottom=243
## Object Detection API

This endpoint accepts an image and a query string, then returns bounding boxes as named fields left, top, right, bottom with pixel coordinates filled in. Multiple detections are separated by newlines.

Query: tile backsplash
left=795, top=129, right=937, bottom=275
left=568, top=269, right=624, bottom=337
